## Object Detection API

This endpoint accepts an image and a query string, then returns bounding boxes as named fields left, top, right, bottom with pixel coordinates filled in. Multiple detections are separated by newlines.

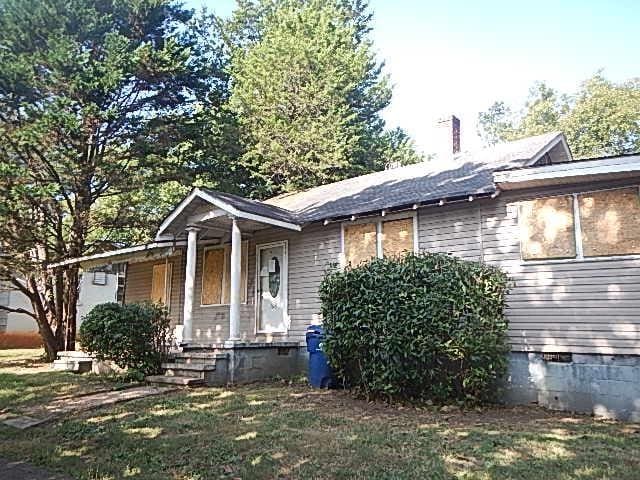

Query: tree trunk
left=63, top=267, right=80, bottom=351
left=24, top=271, right=76, bottom=362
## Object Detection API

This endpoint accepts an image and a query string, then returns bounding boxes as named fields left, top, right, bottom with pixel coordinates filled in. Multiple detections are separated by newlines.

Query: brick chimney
left=435, top=115, right=461, bottom=156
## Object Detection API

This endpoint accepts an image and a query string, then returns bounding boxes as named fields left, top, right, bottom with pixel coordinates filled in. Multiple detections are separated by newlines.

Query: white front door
left=257, top=242, right=287, bottom=333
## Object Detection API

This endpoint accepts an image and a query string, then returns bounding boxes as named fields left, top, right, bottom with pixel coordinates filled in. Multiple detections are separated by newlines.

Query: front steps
left=145, top=375, right=204, bottom=387
left=145, top=351, right=228, bottom=387
left=53, top=351, right=94, bottom=373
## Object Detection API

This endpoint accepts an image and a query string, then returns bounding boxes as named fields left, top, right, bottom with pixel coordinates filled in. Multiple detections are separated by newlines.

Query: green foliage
left=319, top=253, right=510, bottom=403
left=224, top=0, right=421, bottom=197
left=478, top=74, right=640, bottom=158
left=79, top=302, right=172, bottom=376
left=0, top=0, right=237, bottom=356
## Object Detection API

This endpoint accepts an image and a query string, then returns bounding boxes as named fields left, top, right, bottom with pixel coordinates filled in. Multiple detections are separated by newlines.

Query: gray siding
left=123, top=177, right=640, bottom=354
left=417, top=178, right=640, bottom=355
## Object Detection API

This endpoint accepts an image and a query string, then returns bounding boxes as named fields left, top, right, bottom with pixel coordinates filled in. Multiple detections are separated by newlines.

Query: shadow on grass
left=0, top=370, right=116, bottom=412
left=0, top=384, right=638, bottom=480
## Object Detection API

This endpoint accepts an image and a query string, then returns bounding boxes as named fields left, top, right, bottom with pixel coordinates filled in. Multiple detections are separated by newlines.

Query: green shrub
left=319, top=253, right=510, bottom=403
left=79, top=302, right=172, bottom=377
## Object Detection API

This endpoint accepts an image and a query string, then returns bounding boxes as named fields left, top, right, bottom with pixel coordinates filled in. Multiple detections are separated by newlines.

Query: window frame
left=340, top=211, right=419, bottom=268
left=200, top=243, right=249, bottom=308
left=518, top=185, right=640, bottom=265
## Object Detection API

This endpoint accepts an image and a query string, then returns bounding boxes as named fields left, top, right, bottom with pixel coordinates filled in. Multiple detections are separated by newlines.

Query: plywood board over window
left=520, top=195, right=576, bottom=260
left=382, top=218, right=414, bottom=257
left=344, top=222, right=377, bottom=266
left=579, top=187, right=640, bottom=257
left=151, top=262, right=172, bottom=306
left=201, top=248, right=224, bottom=305
left=202, top=241, right=249, bottom=306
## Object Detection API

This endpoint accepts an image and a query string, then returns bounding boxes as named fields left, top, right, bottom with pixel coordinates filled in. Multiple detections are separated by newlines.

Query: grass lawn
left=0, top=350, right=639, bottom=479
left=0, top=349, right=124, bottom=412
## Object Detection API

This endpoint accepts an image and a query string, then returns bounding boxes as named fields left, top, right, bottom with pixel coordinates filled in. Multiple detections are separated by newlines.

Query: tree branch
left=0, top=303, right=38, bottom=320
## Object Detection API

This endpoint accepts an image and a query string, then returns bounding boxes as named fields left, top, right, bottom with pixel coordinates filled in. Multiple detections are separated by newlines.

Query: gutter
left=321, top=190, right=500, bottom=225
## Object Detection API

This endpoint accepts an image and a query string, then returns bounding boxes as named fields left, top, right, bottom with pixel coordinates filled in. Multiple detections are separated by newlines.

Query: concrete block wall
left=225, top=344, right=307, bottom=384
left=503, top=352, right=640, bottom=421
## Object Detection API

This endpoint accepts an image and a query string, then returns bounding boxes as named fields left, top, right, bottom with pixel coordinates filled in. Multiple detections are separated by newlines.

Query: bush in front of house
left=79, top=302, right=172, bottom=379
left=319, top=253, right=510, bottom=403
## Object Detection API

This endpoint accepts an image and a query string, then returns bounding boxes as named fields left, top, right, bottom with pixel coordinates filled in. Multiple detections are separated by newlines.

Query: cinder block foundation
left=503, top=352, right=640, bottom=421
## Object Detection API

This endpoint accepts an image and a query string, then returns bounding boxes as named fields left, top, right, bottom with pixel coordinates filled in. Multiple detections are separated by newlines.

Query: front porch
left=149, top=189, right=308, bottom=385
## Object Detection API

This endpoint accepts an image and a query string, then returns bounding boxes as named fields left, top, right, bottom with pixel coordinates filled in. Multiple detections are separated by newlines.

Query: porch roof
left=48, top=241, right=183, bottom=269
left=155, top=189, right=302, bottom=240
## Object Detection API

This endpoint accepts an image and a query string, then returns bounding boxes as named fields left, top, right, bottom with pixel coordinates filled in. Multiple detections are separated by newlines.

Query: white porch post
left=229, top=217, right=242, bottom=341
left=182, top=226, right=199, bottom=344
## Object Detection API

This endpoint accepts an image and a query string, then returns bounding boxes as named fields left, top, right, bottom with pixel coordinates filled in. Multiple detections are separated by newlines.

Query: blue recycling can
left=306, top=325, right=335, bottom=388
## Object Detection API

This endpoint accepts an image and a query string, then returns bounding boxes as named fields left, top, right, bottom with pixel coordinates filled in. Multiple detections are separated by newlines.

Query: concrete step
left=145, top=375, right=204, bottom=387
left=161, top=362, right=217, bottom=371
left=57, top=350, right=94, bottom=360
left=170, top=353, right=227, bottom=365
left=52, top=359, right=93, bottom=373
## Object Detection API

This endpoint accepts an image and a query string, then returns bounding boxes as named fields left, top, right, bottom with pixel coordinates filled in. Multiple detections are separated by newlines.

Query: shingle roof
left=200, top=189, right=300, bottom=224
left=262, top=131, right=563, bottom=222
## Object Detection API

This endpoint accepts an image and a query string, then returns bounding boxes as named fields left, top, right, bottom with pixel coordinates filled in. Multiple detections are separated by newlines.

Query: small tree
left=319, top=253, right=510, bottom=403
left=79, top=302, right=172, bottom=378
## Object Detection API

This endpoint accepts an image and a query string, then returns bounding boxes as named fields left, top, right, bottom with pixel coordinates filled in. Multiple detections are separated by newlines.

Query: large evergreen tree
left=478, top=74, right=640, bottom=158
left=224, top=0, right=421, bottom=197
left=0, top=0, right=232, bottom=359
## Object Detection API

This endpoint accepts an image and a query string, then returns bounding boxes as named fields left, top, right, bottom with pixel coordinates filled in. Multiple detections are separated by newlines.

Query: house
left=0, top=265, right=125, bottom=334
left=53, top=121, right=640, bottom=420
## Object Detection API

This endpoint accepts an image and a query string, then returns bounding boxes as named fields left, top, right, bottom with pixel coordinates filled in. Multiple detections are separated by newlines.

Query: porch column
left=228, top=217, right=242, bottom=341
left=182, top=226, right=199, bottom=344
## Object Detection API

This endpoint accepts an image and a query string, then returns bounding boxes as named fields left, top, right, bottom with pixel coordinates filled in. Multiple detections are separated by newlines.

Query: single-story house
left=55, top=124, right=640, bottom=420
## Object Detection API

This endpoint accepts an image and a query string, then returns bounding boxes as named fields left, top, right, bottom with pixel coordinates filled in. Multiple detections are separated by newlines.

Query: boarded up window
left=578, top=187, right=640, bottom=257
left=201, top=248, right=225, bottom=305
left=382, top=218, right=414, bottom=257
left=151, top=263, right=172, bottom=306
left=519, top=196, right=576, bottom=260
left=344, top=222, right=377, bottom=266
left=203, top=242, right=249, bottom=306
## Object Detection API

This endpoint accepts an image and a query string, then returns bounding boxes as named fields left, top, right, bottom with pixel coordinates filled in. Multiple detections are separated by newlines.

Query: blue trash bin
left=306, top=325, right=335, bottom=388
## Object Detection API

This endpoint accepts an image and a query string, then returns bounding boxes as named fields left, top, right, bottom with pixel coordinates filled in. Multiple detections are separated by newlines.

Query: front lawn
left=0, top=350, right=638, bottom=479
left=0, top=348, right=122, bottom=411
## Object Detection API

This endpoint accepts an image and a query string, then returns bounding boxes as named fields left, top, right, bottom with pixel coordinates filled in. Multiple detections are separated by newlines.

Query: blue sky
left=184, top=0, right=640, bottom=154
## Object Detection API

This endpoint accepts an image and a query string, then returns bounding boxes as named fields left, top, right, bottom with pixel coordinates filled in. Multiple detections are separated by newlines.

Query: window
left=343, top=214, right=416, bottom=266
left=92, top=271, right=107, bottom=285
left=151, top=262, right=172, bottom=306
left=578, top=187, right=640, bottom=257
left=519, top=187, right=640, bottom=261
left=201, top=242, right=249, bottom=306
left=519, top=196, right=576, bottom=260
left=343, top=222, right=377, bottom=266
left=382, top=218, right=414, bottom=257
